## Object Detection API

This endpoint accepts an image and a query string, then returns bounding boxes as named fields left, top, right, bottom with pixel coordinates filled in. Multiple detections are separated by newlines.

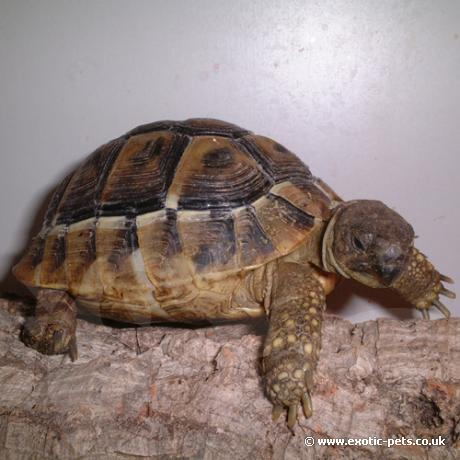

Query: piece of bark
left=0, top=297, right=459, bottom=460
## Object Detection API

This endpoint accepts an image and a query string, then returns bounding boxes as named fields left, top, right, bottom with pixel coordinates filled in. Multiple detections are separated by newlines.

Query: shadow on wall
left=0, top=185, right=57, bottom=300
left=327, top=278, right=414, bottom=320
left=0, top=157, right=83, bottom=299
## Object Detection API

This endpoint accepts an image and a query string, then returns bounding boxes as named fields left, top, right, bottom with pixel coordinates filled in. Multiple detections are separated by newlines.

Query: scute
left=238, top=135, right=313, bottom=183
left=128, top=118, right=251, bottom=139
left=99, top=131, right=190, bottom=216
left=233, top=206, right=279, bottom=268
left=177, top=209, right=237, bottom=273
left=169, top=135, right=272, bottom=210
left=14, top=119, right=340, bottom=299
left=55, top=138, right=125, bottom=225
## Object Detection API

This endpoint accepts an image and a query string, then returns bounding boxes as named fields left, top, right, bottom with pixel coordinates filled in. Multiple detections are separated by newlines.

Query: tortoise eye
left=352, top=236, right=366, bottom=251
left=351, top=232, right=373, bottom=252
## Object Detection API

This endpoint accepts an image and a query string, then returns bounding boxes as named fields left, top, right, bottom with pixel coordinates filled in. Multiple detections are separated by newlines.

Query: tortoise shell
left=14, top=119, right=340, bottom=320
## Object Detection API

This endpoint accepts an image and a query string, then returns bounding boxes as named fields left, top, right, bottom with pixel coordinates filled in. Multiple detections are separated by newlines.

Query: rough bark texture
left=0, top=297, right=459, bottom=460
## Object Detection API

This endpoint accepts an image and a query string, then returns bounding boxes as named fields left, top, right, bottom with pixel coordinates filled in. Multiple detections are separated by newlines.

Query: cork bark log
left=0, top=296, right=459, bottom=460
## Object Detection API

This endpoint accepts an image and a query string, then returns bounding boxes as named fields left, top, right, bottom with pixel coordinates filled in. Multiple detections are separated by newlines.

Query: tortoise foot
left=22, top=317, right=78, bottom=360
left=21, top=289, right=78, bottom=361
left=420, top=277, right=455, bottom=319
left=265, top=355, right=315, bottom=429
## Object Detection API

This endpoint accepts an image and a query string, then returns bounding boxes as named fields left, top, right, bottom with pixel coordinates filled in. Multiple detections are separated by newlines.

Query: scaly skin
left=21, top=289, right=78, bottom=360
left=263, top=262, right=325, bottom=429
left=392, top=247, right=455, bottom=318
left=322, top=201, right=455, bottom=322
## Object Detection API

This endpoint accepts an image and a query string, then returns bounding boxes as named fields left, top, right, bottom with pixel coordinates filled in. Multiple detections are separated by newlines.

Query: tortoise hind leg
left=22, top=289, right=78, bottom=361
left=263, top=262, right=325, bottom=428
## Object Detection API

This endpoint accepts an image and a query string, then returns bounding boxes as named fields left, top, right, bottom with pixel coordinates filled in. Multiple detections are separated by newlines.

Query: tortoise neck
left=321, top=203, right=351, bottom=277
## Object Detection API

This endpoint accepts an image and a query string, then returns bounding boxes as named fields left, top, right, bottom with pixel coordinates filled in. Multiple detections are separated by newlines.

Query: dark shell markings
left=14, top=118, right=336, bottom=323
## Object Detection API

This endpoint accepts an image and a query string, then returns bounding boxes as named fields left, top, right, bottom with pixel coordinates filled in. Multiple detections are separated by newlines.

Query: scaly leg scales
left=263, top=262, right=325, bottom=428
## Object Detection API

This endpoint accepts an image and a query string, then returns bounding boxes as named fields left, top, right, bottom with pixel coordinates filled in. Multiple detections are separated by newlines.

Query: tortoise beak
left=376, top=264, right=402, bottom=285
left=374, top=243, right=407, bottom=286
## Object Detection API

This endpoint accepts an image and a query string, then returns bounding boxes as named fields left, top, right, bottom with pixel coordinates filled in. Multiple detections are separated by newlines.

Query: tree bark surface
left=0, top=297, right=459, bottom=460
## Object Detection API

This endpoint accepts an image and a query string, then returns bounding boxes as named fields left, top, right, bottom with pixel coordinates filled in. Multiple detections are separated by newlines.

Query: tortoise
left=13, top=118, right=455, bottom=428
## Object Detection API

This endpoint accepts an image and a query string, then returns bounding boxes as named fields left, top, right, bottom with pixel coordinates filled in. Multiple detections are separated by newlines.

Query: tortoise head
left=322, top=200, right=415, bottom=288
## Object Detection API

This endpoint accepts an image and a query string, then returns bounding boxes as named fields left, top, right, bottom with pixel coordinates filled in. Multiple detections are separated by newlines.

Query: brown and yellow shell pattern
left=14, top=119, right=338, bottom=323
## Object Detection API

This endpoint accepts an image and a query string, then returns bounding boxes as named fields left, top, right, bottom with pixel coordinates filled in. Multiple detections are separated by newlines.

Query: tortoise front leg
left=22, top=289, right=78, bottom=361
left=391, top=247, right=455, bottom=319
left=263, top=262, right=325, bottom=428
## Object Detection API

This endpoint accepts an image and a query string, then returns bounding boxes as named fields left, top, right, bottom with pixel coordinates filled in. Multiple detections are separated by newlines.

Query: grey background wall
left=0, top=0, right=459, bottom=321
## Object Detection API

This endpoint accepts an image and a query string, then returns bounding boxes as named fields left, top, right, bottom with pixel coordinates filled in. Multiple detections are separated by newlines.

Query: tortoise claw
left=68, top=336, right=79, bottom=361
left=440, top=287, right=456, bottom=300
left=272, top=405, right=284, bottom=422
left=287, top=403, right=298, bottom=429
left=421, top=308, right=430, bottom=320
left=433, top=299, right=451, bottom=318
left=271, top=394, right=313, bottom=428
left=440, top=274, right=454, bottom=284
left=302, top=392, right=313, bottom=418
